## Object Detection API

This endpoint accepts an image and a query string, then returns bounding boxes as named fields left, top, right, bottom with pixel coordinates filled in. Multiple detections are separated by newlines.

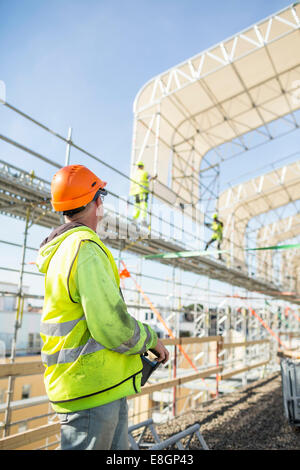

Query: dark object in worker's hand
left=141, top=350, right=161, bottom=386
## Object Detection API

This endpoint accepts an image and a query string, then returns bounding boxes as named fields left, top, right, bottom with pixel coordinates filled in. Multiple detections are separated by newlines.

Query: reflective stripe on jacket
left=36, top=226, right=157, bottom=413
left=129, top=169, right=149, bottom=195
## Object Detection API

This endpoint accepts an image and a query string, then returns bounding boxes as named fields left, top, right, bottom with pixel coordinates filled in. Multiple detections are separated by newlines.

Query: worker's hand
left=152, top=339, right=169, bottom=364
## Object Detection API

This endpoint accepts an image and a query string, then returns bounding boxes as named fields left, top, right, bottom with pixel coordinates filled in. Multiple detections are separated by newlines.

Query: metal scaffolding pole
left=65, top=127, right=73, bottom=166
left=3, top=207, right=31, bottom=437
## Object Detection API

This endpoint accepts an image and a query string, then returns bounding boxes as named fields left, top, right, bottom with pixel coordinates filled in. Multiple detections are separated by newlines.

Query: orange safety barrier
left=247, top=304, right=288, bottom=349
left=285, top=306, right=300, bottom=323
left=230, top=294, right=289, bottom=349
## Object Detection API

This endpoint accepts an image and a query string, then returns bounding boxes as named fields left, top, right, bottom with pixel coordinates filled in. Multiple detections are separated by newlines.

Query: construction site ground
left=144, top=373, right=300, bottom=450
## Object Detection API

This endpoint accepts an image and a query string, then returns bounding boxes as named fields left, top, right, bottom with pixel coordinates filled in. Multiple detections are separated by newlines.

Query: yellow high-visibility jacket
left=211, top=221, right=223, bottom=240
left=130, top=169, right=149, bottom=196
left=36, top=225, right=157, bottom=413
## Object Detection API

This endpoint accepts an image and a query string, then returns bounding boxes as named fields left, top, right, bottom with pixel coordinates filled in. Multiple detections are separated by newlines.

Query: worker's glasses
left=93, top=189, right=107, bottom=203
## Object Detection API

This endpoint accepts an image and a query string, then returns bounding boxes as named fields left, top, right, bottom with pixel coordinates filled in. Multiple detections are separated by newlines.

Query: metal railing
left=0, top=335, right=286, bottom=450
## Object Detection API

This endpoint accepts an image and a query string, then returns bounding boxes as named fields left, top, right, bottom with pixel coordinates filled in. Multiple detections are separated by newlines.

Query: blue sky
left=1, top=0, right=296, bottom=178
left=0, top=0, right=299, bottom=300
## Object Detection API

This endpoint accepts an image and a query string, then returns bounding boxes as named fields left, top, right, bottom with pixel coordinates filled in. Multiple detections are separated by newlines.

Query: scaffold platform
left=1, top=159, right=299, bottom=305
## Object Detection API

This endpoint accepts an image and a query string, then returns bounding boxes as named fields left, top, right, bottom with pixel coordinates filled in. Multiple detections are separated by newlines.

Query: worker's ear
left=95, top=195, right=102, bottom=207
left=93, top=195, right=102, bottom=213
left=95, top=195, right=104, bottom=219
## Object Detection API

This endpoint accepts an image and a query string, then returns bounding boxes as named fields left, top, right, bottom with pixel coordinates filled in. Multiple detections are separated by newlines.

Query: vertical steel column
left=172, top=265, right=179, bottom=418
left=58, top=126, right=73, bottom=226
left=128, top=256, right=143, bottom=424
left=172, top=341, right=177, bottom=418
left=230, top=213, right=235, bottom=269
left=216, top=336, right=224, bottom=397
left=65, top=127, right=73, bottom=166
left=3, top=208, right=31, bottom=437
left=149, top=108, right=161, bottom=232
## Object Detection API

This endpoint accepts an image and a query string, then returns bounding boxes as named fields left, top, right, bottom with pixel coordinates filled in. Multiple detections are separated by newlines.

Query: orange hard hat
left=51, top=165, right=107, bottom=212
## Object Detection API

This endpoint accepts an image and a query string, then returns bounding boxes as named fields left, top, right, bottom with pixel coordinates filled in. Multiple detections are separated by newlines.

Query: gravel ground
left=146, top=372, right=300, bottom=450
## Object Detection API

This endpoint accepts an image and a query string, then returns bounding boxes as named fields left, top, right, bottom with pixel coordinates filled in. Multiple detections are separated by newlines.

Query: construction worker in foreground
left=36, top=165, right=169, bottom=450
left=204, top=213, right=224, bottom=261
left=129, top=161, right=157, bottom=227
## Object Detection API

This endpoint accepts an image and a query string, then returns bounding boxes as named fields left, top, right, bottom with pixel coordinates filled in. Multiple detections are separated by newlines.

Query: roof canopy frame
left=134, top=3, right=300, bottom=113
left=131, top=3, right=300, bottom=219
left=251, top=209, right=300, bottom=284
left=218, top=159, right=300, bottom=272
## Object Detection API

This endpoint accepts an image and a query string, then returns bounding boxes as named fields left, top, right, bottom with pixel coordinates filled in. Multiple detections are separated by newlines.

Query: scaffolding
left=0, top=1, right=300, bottom=450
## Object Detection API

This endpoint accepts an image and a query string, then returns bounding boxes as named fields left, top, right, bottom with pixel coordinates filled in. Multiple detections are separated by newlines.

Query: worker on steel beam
left=36, top=165, right=169, bottom=450
left=129, top=161, right=157, bottom=227
left=204, top=213, right=224, bottom=260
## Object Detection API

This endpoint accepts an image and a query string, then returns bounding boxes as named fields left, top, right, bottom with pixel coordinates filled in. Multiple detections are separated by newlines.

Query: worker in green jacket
left=129, top=161, right=157, bottom=227
left=36, top=164, right=169, bottom=450
left=204, top=213, right=224, bottom=261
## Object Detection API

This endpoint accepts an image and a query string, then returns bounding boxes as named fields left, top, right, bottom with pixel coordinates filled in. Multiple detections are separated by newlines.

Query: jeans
left=58, top=398, right=129, bottom=450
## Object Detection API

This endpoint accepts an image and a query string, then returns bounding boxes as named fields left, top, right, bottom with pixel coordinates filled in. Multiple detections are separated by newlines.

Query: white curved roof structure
left=130, top=3, right=300, bottom=220
left=256, top=213, right=300, bottom=280
left=218, top=159, right=300, bottom=267
left=257, top=213, right=300, bottom=245
left=281, top=248, right=300, bottom=294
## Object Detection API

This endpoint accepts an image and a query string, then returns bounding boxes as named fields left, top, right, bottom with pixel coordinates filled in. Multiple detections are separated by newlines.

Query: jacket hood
left=36, top=222, right=88, bottom=274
